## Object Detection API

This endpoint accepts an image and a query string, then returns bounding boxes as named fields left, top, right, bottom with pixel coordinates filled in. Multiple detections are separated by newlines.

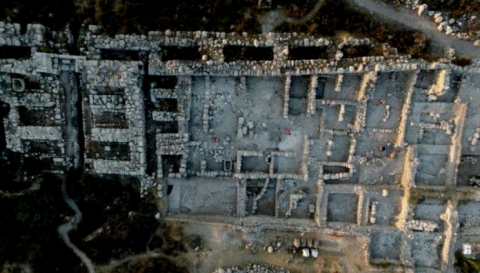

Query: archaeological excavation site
left=2, top=1, right=480, bottom=270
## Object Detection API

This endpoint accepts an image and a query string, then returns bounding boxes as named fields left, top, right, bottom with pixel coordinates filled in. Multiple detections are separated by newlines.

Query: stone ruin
left=1, top=22, right=480, bottom=272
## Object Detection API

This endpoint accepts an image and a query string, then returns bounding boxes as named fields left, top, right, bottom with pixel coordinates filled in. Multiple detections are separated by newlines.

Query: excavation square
left=324, top=162, right=360, bottom=185
left=24, top=140, right=62, bottom=155
left=156, top=121, right=179, bottom=134
left=93, top=111, right=128, bottom=129
left=365, top=100, right=402, bottom=130
left=327, top=193, right=359, bottom=223
left=289, top=76, right=309, bottom=99
left=315, top=77, right=328, bottom=99
left=421, top=128, right=452, bottom=145
left=458, top=201, right=480, bottom=230
left=415, top=154, right=449, bottom=187
left=329, top=135, right=351, bottom=162
left=334, top=74, right=362, bottom=100
left=355, top=131, right=397, bottom=159
left=255, top=185, right=276, bottom=216
left=369, top=231, right=401, bottom=262
left=156, top=98, right=178, bottom=112
left=100, top=49, right=142, bottom=61
left=186, top=150, right=202, bottom=175
left=167, top=178, right=237, bottom=216
left=18, top=106, right=57, bottom=126
left=414, top=199, right=446, bottom=226
left=223, top=46, right=273, bottom=62
left=209, top=77, right=237, bottom=139
left=410, top=232, right=443, bottom=269
left=457, top=156, right=480, bottom=187
left=414, top=70, right=437, bottom=90
left=323, top=165, right=350, bottom=174
left=288, top=99, right=306, bottom=116
left=86, top=141, right=131, bottom=161
left=161, top=155, right=182, bottom=176
left=357, top=153, right=404, bottom=185
left=276, top=180, right=316, bottom=219
left=273, top=154, right=302, bottom=174
left=321, top=75, right=357, bottom=101
left=322, top=105, right=356, bottom=130
left=246, top=179, right=275, bottom=216
left=366, top=190, right=402, bottom=226
left=289, top=47, right=328, bottom=60
left=241, top=155, right=270, bottom=173
left=161, top=46, right=201, bottom=61
left=205, top=155, right=224, bottom=172
left=149, top=76, right=178, bottom=89
left=342, top=45, right=382, bottom=58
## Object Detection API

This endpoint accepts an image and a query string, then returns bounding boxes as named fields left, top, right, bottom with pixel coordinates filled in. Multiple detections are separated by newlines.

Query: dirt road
left=262, top=0, right=480, bottom=59
left=349, top=0, right=480, bottom=58
left=260, top=0, right=326, bottom=33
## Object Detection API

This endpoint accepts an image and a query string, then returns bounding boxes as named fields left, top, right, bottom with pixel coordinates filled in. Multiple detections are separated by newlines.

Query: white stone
left=335, top=50, right=343, bottom=61
left=417, top=4, right=427, bottom=16
left=463, top=243, right=473, bottom=255
left=445, top=26, right=453, bottom=35
left=293, top=238, right=300, bottom=248
left=311, top=248, right=318, bottom=258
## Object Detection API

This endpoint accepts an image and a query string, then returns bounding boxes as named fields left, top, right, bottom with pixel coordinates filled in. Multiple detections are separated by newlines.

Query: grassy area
left=67, top=174, right=159, bottom=264
left=0, top=0, right=75, bottom=30
left=0, top=175, right=83, bottom=272
left=1, top=0, right=262, bottom=34
left=1, top=0, right=438, bottom=60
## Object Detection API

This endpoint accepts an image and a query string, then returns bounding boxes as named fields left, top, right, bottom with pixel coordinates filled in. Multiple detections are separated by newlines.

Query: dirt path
left=261, top=0, right=480, bottom=59
left=58, top=176, right=95, bottom=273
left=95, top=252, right=168, bottom=273
left=284, top=0, right=325, bottom=25
left=349, top=0, right=480, bottom=58
left=260, top=0, right=325, bottom=33
left=58, top=70, right=95, bottom=272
